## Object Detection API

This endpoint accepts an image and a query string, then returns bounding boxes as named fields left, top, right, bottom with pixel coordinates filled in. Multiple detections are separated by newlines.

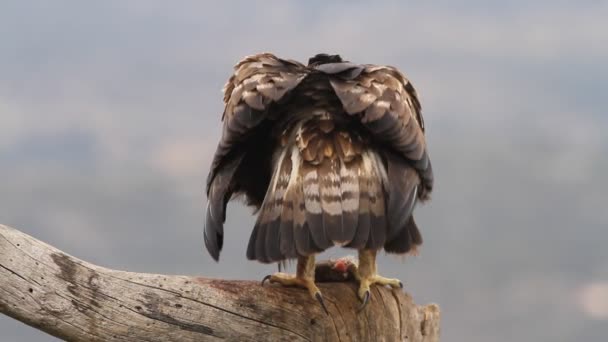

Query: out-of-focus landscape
left=1, top=1, right=607, bottom=341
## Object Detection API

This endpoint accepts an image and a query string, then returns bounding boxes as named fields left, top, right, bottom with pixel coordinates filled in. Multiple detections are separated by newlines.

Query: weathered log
left=0, top=224, right=440, bottom=341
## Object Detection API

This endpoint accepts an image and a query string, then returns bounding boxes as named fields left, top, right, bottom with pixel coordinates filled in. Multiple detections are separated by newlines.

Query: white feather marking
left=348, top=85, right=365, bottom=95
left=328, top=172, right=340, bottom=183
left=341, top=181, right=358, bottom=193
left=372, top=82, right=388, bottom=93
left=238, top=61, right=263, bottom=70
left=375, top=100, right=391, bottom=109
left=334, top=240, right=351, bottom=247
left=303, top=170, right=322, bottom=214
left=323, top=200, right=342, bottom=216
left=271, top=149, right=287, bottom=191
left=242, top=90, right=257, bottom=98
left=256, top=82, right=274, bottom=90
left=342, top=198, right=358, bottom=212
left=339, top=163, right=358, bottom=211
left=289, top=146, right=300, bottom=182
left=242, top=73, right=265, bottom=85
left=263, top=148, right=288, bottom=220
left=304, top=170, right=317, bottom=182
left=304, top=182, right=320, bottom=195
left=360, top=93, right=377, bottom=104
left=341, top=164, right=359, bottom=213
left=369, top=152, right=388, bottom=185
left=361, top=152, right=375, bottom=176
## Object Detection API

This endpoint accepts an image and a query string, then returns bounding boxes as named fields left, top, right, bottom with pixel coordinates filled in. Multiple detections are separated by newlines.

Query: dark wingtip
left=203, top=231, right=221, bottom=262
left=204, top=199, right=225, bottom=262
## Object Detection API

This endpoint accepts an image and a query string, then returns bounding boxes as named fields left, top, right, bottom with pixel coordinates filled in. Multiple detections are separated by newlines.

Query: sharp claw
left=261, top=275, right=271, bottom=286
left=315, top=292, right=329, bottom=315
left=357, top=290, right=370, bottom=312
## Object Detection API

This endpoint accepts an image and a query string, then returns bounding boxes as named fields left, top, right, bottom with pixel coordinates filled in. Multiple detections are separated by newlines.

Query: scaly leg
left=261, top=255, right=328, bottom=314
left=353, top=249, right=402, bottom=311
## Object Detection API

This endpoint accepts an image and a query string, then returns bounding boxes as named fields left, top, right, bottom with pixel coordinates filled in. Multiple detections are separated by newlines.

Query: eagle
left=204, top=53, right=433, bottom=312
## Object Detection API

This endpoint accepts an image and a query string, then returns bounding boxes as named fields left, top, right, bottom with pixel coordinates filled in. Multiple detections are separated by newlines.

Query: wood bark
left=0, top=224, right=440, bottom=341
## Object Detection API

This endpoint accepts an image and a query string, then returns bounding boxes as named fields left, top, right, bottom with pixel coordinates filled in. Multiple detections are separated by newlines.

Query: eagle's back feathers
left=205, top=53, right=433, bottom=262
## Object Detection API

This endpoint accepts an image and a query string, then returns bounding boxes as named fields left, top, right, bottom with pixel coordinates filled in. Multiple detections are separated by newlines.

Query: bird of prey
left=204, top=53, right=433, bottom=312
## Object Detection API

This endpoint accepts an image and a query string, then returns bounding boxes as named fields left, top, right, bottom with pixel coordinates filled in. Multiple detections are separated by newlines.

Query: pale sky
left=1, top=1, right=607, bottom=341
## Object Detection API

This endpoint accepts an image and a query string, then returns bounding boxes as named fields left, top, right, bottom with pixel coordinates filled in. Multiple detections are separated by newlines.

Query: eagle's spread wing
left=205, top=53, right=307, bottom=261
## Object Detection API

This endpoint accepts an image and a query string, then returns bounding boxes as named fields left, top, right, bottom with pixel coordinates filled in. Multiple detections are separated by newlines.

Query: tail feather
left=292, top=173, right=322, bottom=255
left=265, top=152, right=292, bottom=262
left=345, top=157, right=370, bottom=248
left=302, top=164, right=333, bottom=250
left=279, top=216, right=296, bottom=258
left=278, top=147, right=298, bottom=259
left=246, top=134, right=423, bottom=262
left=339, top=160, right=359, bottom=241
left=279, top=185, right=297, bottom=258
left=254, top=220, right=269, bottom=262
left=246, top=149, right=289, bottom=263
left=265, top=220, right=282, bottom=262
left=246, top=223, right=259, bottom=259
left=319, top=158, right=346, bottom=243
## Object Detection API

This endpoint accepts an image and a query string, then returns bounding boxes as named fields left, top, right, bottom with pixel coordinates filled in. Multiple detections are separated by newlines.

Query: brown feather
left=328, top=65, right=432, bottom=198
left=344, top=157, right=370, bottom=249
left=208, top=53, right=434, bottom=263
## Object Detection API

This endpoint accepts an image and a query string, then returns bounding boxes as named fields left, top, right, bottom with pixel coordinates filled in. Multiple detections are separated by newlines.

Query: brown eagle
left=204, top=53, right=433, bottom=312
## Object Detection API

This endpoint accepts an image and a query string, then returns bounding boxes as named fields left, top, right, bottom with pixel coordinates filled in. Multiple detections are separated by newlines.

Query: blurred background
left=1, top=1, right=607, bottom=341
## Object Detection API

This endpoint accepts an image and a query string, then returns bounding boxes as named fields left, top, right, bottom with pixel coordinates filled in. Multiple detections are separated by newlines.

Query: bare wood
left=0, top=224, right=440, bottom=341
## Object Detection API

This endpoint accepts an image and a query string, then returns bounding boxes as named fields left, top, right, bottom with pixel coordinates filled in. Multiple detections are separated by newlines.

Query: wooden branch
left=0, top=224, right=440, bottom=341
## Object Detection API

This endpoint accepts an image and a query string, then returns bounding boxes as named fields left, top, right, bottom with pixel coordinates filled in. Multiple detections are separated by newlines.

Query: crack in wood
left=139, top=292, right=217, bottom=337
left=51, top=253, right=102, bottom=337
left=390, top=288, right=404, bottom=339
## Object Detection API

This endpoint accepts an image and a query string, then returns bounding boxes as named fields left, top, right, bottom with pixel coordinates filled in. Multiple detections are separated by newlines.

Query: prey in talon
left=204, top=53, right=434, bottom=314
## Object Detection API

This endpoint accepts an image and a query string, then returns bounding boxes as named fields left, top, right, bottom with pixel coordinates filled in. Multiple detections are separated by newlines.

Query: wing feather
left=205, top=53, right=307, bottom=261
left=328, top=65, right=433, bottom=199
left=207, top=53, right=307, bottom=192
left=385, top=152, right=419, bottom=241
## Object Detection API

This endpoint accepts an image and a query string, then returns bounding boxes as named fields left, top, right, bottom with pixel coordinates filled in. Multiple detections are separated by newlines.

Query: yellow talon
left=353, top=250, right=403, bottom=311
left=261, top=256, right=328, bottom=314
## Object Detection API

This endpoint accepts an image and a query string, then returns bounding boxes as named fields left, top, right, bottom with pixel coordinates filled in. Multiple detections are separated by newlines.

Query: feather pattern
left=328, top=65, right=433, bottom=200
left=384, top=152, right=419, bottom=241
left=207, top=53, right=433, bottom=263
left=207, top=54, right=307, bottom=261
left=204, top=154, right=244, bottom=261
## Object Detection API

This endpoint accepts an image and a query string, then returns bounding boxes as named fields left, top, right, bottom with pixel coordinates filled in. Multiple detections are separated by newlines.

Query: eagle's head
left=308, top=53, right=343, bottom=66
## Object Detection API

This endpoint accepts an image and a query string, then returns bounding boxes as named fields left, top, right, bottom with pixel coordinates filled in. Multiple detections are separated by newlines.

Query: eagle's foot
left=261, top=255, right=328, bottom=314
left=261, top=272, right=315, bottom=290
left=354, top=249, right=403, bottom=311
left=355, top=274, right=403, bottom=311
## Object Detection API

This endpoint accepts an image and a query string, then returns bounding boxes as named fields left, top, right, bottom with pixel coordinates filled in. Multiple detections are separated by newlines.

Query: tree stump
left=0, top=224, right=440, bottom=341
